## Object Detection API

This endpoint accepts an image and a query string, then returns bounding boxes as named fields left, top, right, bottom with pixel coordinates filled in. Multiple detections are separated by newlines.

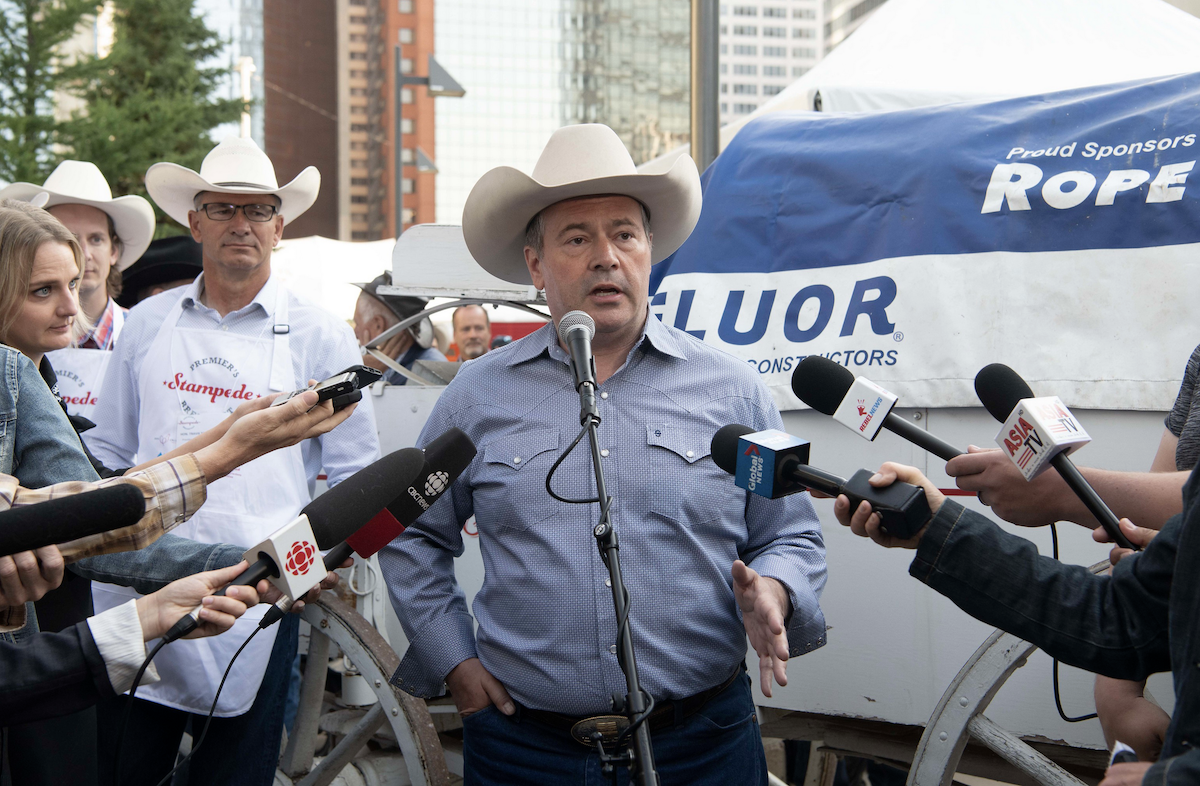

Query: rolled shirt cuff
left=390, top=611, right=477, bottom=698
left=86, top=598, right=159, bottom=694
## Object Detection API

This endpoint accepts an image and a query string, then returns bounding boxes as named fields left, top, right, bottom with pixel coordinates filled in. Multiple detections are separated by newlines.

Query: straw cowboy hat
left=145, top=136, right=319, bottom=227
left=462, top=123, right=702, bottom=285
left=0, top=160, right=155, bottom=271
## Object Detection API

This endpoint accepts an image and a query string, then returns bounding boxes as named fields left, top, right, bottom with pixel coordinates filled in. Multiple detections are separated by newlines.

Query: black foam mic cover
left=974, top=363, right=1035, bottom=422
left=791, top=356, right=856, bottom=415
left=301, top=447, right=429, bottom=548
left=711, top=424, right=755, bottom=475
left=0, top=484, right=146, bottom=557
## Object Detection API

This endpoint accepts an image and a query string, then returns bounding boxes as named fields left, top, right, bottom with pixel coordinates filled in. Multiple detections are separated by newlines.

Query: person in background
left=85, top=136, right=380, bottom=786
left=452, top=303, right=491, bottom=361
left=352, top=270, right=446, bottom=385
left=117, top=235, right=204, bottom=309
left=0, top=161, right=155, bottom=424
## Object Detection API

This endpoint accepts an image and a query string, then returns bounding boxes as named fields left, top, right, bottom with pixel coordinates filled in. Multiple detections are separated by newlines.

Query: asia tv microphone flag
left=649, top=71, right=1200, bottom=412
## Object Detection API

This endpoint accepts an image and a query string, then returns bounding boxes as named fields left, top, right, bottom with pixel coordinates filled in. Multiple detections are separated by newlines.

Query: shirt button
left=686, top=450, right=695, bottom=458
left=221, top=325, right=229, bottom=331
left=600, top=449, right=609, bottom=458
left=608, top=645, right=617, bottom=654
left=604, top=578, right=611, bottom=587
left=600, top=391, right=609, bottom=399
left=513, top=456, right=521, bottom=464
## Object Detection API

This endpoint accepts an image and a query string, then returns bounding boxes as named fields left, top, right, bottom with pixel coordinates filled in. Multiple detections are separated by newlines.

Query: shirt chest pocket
left=646, top=424, right=744, bottom=530
left=477, top=428, right=562, bottom=532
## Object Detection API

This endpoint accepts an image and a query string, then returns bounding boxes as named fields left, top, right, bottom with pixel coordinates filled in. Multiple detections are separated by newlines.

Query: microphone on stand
left=791, top=356, right=963, bottom=461
left=974, top=364, right=1136, bottom=551
left=558, top=310, right=598, bottom=422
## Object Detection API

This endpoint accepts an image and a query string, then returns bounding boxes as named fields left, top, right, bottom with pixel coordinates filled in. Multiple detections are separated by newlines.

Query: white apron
left=91, top=284, right=310, bottom=716
left=46, top=304, right=124, bottom=423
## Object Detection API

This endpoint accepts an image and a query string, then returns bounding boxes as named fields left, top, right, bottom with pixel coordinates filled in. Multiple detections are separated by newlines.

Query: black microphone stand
left=575, top=374, right=660, bottom=786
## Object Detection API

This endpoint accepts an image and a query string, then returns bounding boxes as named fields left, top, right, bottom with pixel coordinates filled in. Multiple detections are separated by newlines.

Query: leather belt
left=517, top=669, right=741, bottom=747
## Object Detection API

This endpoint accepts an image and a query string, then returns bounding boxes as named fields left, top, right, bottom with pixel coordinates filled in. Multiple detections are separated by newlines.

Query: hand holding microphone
left=974, top=364, right=1137, bottom=551
left=711, top=425, right=933, bottom=540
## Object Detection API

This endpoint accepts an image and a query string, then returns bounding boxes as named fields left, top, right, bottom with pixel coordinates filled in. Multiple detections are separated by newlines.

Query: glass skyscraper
left=434, top=0, right=690, bottom=224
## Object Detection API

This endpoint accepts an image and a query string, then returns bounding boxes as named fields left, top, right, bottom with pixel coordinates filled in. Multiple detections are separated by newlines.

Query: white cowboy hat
left=0, top=160, right=155, bottom=271
left=145, top=136, right=320, bottom=227
left=462, top=123, right=702, bottom=285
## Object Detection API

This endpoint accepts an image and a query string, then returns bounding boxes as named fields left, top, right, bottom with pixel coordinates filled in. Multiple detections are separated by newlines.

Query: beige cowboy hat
left=462, top=123, right=702, bottom=285
left=0, top=160, right=155, bottom=271
left=145, top=136, right=320, bottom=227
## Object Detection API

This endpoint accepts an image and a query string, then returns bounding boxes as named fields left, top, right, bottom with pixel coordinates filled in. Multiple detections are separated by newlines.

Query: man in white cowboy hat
left=378, top=124, right=827, bottom=784
left=84, top=137, right=382, bottom=786
left=352, top=271, right=447, bottom=385
left=0, top=161, right=155, bottom=423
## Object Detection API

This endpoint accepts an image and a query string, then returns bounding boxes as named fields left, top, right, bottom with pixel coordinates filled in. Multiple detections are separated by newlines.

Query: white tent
left=270, top=235, right=394, bottom=324
left=644, top=0, right=1200, bottom=171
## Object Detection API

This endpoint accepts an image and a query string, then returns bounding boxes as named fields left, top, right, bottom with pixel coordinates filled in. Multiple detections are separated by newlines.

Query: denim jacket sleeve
left=3, top=347, right=99, bottom=486
left=70, top=535, right=245, bottom=596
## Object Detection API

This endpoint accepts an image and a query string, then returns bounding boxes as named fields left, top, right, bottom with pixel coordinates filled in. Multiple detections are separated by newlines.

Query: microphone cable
left=544, top=422, right=655, bottom=746
left=1049, top=522, right=1098, bottom=724
left=111, top=626, right=264, bottom=784
left=152, top=627, right=263, bottom=786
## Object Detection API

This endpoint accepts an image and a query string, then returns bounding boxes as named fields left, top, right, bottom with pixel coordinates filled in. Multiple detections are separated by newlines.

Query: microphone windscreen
left=557, top=310, right=595, bottom=342
left=791, top=356, right=855, bottom=415
left=975, top=363, right=1035, bottom=423
left=711, top=424, right=755, bottom=475
left=303, top=448, right=428, bottom=548
left=0, top=483, right=146, bottom=558
left=347, top=426, right=478, bottom=558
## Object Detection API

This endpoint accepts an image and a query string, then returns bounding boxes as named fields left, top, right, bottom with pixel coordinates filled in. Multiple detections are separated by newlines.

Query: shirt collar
left=77, top=298, right=121, bottom=350
left=180, top=271, right=278, bottom=317
left=504, top=309, right=688, bottom=368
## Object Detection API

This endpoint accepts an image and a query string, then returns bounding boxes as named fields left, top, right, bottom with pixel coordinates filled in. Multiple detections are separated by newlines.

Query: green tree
left=0, top=0, right=101, bottom=183
left=61, top=0, right=241, bottom=234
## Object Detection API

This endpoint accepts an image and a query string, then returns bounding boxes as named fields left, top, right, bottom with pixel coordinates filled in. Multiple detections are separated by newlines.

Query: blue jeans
left=462, top=671, right=765, bottom=786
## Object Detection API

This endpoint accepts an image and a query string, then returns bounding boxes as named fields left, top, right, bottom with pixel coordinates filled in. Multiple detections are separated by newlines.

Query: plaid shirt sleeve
left=0, top=455, right=207, bottom=563
left=0, top=455, right=207, bottom=632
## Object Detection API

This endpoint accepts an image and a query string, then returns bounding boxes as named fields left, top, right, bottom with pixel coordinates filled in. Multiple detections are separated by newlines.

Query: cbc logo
left=285, top=540, right=317, bottom=576
left=425, top=471, right=449, bottom=497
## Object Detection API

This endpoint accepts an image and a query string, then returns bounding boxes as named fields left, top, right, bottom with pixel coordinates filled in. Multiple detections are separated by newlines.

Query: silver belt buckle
left=569, top=714, right=630, bottom=747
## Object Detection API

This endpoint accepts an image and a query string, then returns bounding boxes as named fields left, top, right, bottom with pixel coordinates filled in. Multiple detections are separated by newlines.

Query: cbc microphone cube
left=832, top=377, right=898, bottom=441
left=994, top=396, right=1091, bottom=481
left=244, top=514, right=328, bottom=600
left=734, top=429, right=811, bottom=499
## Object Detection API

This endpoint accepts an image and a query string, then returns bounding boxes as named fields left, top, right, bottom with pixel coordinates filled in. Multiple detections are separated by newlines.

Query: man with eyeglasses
left=84, top=137, right=381, bottom=786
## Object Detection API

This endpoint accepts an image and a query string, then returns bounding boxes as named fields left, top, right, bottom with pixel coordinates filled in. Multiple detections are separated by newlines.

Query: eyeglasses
left=198, top=203, right=279, bottom=222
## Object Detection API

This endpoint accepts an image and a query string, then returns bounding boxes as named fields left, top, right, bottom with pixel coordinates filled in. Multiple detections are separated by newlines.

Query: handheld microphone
left=161, top=445, right=433, bottom=643
left=791, top=357, right=964, bottom=461
left=711, top=425, right=931, bottom=540
left=974, top=364, right=1136, bottom=551
left=558, top=310, right=598, bottom=423
left=0, top=484, right=146, bottom=558
left=260, top=426, right=478, bottom=628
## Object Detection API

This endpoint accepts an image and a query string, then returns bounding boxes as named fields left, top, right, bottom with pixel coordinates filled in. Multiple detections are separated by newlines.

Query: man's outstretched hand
left=733, top=560, right=791, bottom=698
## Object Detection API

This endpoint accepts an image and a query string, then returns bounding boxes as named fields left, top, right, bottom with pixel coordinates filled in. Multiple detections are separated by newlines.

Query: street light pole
left=393, top=45, right=465, bottom=238
left=690, top=0, right=719, bottom=172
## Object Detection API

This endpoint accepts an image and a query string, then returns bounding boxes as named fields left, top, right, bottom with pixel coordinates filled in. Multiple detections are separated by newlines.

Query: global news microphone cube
left=244, top=514, right=328, bottom=600
left=734, top=429, right=811, bottom=499
left=994, top=396, right=1091, bottom=481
